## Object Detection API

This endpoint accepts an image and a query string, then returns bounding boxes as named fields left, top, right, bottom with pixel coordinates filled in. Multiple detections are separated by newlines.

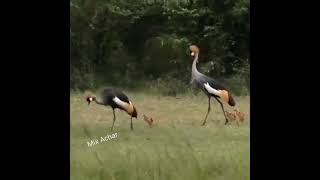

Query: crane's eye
left=191, top=52, right=195, bottom=56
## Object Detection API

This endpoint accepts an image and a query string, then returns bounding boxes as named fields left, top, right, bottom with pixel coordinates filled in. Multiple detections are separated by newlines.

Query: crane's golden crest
left=190, top=45, right=200, bottom=54
left=84, top=90, right=95, bottom=99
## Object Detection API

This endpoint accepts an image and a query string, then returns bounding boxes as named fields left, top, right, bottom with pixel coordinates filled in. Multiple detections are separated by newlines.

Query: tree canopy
left=70, top=0, right=250, bottom=95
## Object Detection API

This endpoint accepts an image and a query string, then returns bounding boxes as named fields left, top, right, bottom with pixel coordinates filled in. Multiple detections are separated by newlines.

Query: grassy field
left=70, top=92, right=250, bottom=180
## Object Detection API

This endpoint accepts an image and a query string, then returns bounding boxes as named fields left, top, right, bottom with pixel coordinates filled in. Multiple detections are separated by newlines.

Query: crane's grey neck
left=192, top=53, right=201, bottom=79
left=94, top=97, right=104, bottom=105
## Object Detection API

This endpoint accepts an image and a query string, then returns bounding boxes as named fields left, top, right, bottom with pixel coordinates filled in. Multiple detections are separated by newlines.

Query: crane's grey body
left=95, top=87, right=130, bottom=111
left=191, top=54, right=225, bottom=98
left=86, top=87, right=137, bottom=131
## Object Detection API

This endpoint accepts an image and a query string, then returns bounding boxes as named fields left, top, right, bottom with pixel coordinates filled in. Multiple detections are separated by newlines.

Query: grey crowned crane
left=85, top=87, right=138, bottom=131
left=189, top=45, right=236, bottom=125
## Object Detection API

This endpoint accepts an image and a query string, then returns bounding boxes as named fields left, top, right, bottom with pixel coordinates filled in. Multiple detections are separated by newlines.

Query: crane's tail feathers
left=203, top=83, right=236, bottom=106
left=228, top=93, right=236, bottom=106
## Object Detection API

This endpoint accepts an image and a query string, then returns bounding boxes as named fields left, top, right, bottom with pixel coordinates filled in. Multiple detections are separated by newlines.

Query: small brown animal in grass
left=225, top=110, right=245, bottom=126
left=225, top=111, right=237, bottom=123
left=234, top=109, right=245, bottom=123
left=143, top=114, right=154, bottom=127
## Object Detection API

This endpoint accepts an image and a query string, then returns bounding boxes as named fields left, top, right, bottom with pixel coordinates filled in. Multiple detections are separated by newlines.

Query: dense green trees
left=70, top=0, right=249, bottom=95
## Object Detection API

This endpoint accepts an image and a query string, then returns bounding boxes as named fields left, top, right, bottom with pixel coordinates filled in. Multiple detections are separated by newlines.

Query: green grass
left=71, top=92, right=250, bottom=180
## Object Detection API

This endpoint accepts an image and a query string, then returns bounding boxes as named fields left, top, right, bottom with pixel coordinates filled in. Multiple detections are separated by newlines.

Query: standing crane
left=85, top=87, right=138, bottom=131
left=189, top=45, right=236, bottom=125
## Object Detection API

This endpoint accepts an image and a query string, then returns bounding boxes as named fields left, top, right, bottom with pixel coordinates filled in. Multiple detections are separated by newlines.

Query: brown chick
left=143, top=114, right=154, bottom=127
left=234, top=109, right=245, bottom=123
left=225, top=111, right=237, bottom=122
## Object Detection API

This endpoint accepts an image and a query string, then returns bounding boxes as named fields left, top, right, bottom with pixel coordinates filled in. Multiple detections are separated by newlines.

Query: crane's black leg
left=202, top=96, right=211, bottom=126
left=130, top=117, right=133, bottom=130
left=215, top=98, right=229, bottom=125
left=111, top=109, right=116, bottom=131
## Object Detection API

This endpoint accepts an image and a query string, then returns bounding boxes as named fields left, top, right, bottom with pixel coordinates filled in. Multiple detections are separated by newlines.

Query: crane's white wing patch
left=204, top=82, right=230, bottom=103
left=112, top=96, right=128, bottom=109
left=112, top=96, right=134, bottom=114
left=204, top=82, right=219, bottom=96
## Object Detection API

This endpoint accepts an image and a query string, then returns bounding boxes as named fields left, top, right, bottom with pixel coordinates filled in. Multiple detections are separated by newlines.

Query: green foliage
left=70, top=0, right=250, bottom=95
